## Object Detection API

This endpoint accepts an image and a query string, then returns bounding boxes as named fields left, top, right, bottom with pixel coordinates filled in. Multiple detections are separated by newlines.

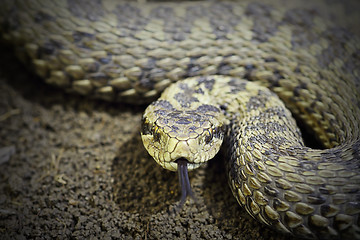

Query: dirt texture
left=0, top=1, right=360, bottom=240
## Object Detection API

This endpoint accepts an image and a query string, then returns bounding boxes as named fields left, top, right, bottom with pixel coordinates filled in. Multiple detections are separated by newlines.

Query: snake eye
left=204, top=128, right=213, bottom=144
left=141, top=117, right=152, bottom=135
left=153, top=126, right=161, bottom=142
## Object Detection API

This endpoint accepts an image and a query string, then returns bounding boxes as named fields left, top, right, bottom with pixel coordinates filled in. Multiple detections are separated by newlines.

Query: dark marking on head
left=194, top=88, right=204, bottom=95
left=171, top=125, right=180, bottom=132
left=153, top=100, right=174, bottom=109
left=264, top=106, right=287, bottom=118
left=153, top=109, right=167, bottom=118
left=175, top=118, right=191, bottom=125
left=196, top=77, right=215, bottom=91
left=152, top=101, right=175, bottom=118
left=174, top=89, right=199, bottom=108
left=246, top=95, right=266, bottom=111
left=196, top=104, right=220, bottom=113
left=178, top=83, right=189, bottom=90
left=220, top=104, right=228, bottom=111
left=228, top=79, right=248, bottom=93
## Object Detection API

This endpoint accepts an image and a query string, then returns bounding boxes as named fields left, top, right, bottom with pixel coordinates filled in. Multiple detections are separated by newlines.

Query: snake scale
left=1, top=0, right=359, bottom=239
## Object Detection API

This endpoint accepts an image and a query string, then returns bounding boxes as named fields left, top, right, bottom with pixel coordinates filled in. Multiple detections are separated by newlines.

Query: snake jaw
left=162, top=160, right=203, bottom=172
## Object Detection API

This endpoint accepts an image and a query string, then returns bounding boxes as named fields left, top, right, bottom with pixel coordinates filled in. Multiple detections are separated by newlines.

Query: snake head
left=141, top=100, right=226, bottom=172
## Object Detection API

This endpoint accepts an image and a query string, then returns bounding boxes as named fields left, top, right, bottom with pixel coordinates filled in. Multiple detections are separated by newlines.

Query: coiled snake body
left=1, top=0, right=359, bottom=239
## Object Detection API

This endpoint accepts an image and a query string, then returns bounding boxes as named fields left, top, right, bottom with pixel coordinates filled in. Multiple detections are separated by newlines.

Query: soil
left=0, top=1, right=359, bottom=239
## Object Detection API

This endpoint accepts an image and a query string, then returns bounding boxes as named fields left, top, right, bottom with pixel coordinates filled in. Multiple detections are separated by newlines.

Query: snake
left=1, top=0, right=359, bottom=239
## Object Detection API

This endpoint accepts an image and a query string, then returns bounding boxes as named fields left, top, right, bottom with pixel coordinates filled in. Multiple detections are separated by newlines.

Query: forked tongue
left=176, top=158, right=196, bottom=209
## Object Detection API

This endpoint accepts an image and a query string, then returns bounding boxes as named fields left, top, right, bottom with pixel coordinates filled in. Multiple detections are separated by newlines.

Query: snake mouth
left=176, top=158, right=196, bottom=208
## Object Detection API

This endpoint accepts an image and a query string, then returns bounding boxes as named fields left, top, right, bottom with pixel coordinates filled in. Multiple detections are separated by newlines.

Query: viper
left=0, top=1, right=359, bottom=239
